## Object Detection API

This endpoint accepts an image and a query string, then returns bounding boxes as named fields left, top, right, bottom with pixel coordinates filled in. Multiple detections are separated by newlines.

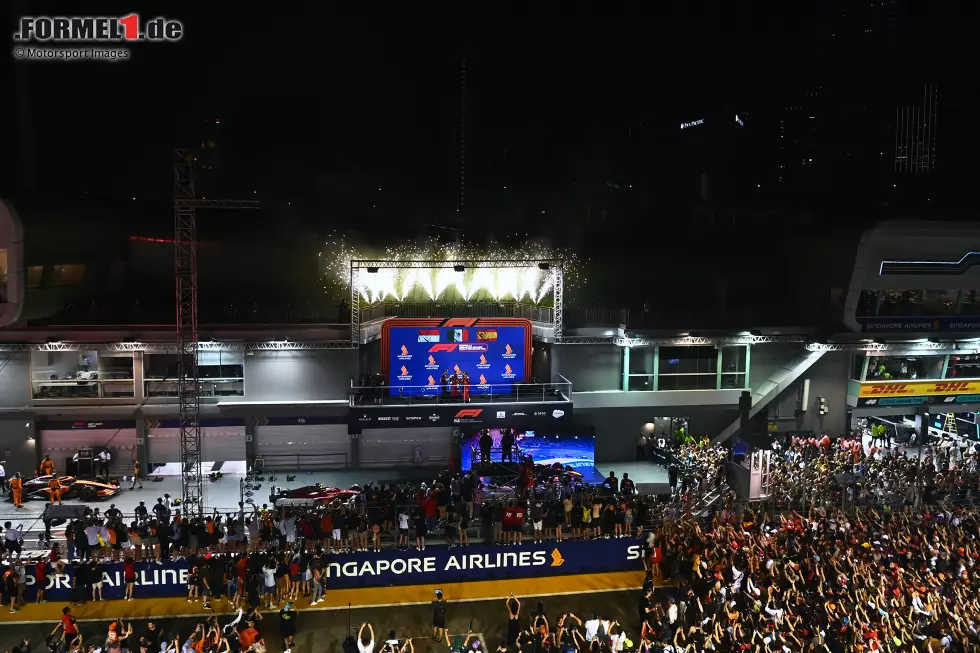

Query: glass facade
left=31, top=350, right=135, bottom=399
left=624, top=344, right=749, bottom=392
left=856, top=288, right=965, bottom=317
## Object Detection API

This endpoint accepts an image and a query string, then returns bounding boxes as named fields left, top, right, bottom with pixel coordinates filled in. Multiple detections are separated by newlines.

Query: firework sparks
left=319, top=235, right=583, bottom=305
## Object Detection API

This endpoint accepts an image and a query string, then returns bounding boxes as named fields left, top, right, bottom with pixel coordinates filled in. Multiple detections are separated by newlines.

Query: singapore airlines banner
left=18, top=539, right=644, bottom=601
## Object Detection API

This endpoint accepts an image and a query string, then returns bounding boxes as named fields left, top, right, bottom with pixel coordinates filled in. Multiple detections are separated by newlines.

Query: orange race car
left=6, top=475, right=121, bottom=503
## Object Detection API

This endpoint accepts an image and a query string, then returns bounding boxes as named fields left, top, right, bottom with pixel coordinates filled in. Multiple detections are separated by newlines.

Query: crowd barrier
left=16, top=538, right=646, bottom=601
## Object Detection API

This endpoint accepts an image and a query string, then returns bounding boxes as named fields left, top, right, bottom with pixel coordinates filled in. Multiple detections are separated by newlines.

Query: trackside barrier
left=15, top=538, right=646, bottom=601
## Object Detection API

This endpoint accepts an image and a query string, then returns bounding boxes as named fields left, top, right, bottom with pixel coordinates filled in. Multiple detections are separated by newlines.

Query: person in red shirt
left=124, top=557, right=137, bottom=601
left=513, top=502, right=526, bottom=545
left=34, top=557, right=48, bottom=603
left=462, top=372, right=471, bottom=403
left=239, top=621, right=261, bottom=650
left=423, top=493, right=438, bottom=533
left=52, top=606, right=78, bottom=642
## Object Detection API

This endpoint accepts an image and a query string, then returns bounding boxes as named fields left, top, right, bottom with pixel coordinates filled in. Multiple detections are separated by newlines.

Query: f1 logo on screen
left=455, top=408, right=483, bottom=419
left=429, top=344, right=459, bottom=353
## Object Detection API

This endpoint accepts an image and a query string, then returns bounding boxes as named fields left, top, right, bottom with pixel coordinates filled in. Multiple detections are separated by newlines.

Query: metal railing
left=32, top=379, right=135, bottom=399
left=254, top=452, right=348, bottom=472
left=144, top=378, right=244, bottom=398
left=360, top=301, right=554, bottom=323
left=350, top=381, right=570, bottom=406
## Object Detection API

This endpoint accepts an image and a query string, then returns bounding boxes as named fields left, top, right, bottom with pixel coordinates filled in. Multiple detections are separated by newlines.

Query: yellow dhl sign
left=858, top=379, right=980, bottom=398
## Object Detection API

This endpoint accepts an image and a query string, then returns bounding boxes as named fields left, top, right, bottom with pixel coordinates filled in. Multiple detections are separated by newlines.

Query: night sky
left=2, top=4, right=976, bottom=244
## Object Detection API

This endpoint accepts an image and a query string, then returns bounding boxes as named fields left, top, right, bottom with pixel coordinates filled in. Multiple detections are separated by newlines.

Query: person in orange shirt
left=39, top=456, right=55, bottom=477
left=8, top=473, right=22, bottom=508
left=48, top=474, right=63, bottom=505
left=239, top=621, right=261, bottom=650
left=130, top=460, right=143, bottom=489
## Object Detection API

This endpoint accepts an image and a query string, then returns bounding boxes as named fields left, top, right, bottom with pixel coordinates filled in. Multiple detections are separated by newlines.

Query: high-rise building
left=894, top=82, right=938, bottom=175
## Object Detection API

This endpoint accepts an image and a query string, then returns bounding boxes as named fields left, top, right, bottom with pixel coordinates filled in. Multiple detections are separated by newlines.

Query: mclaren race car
left=271, top=483, right=359, bottom=508
left=8, top=475, right=121, bottom=503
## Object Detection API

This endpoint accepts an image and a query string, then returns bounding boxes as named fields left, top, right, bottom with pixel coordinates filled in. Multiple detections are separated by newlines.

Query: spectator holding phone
left=432, top=590, right=447, bottom=641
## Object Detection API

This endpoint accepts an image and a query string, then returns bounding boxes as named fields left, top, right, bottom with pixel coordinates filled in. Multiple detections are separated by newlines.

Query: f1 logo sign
left=443, top=318, right=477, bottom=327
left=455, top=408, right=483, bottom=419
left=429, top=344, right=459, bottom=353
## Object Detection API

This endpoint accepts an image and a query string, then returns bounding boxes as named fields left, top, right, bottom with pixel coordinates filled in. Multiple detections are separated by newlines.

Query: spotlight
left=366, top=267, right=379, bottom=274
left=537, top=262, right=550, bottom=270
left=453, top=265, right=465, bottom=272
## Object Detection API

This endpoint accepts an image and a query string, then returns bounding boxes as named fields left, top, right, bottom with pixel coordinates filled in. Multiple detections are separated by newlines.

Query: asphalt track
left=0, top=591, right=644, bottom=653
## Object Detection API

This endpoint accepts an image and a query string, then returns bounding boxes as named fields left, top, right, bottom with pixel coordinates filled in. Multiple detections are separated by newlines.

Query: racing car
left=8, top=475, right=121, bottom=503
left=270, top=483, right=359, bottom=508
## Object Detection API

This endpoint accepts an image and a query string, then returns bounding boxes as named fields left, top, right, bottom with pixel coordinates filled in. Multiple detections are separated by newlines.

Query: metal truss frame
left=806, top=341, right=979, bottom=353
left=172, top=149, right=259, bottom=515
left=0, top=341, right=358, bottom=352
left=349, top=258, right=565, bottom=344
left=173, top=149, right=203, bottom=515
left=558, top=335, right=810, bottom=347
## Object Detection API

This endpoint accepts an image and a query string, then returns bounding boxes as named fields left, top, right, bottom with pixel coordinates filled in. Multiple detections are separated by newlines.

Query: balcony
left=32, top=378, right=134, bottom=399
left=143, top=378, right=244, bottom=398
left=350, top=381, right=571, bottom=407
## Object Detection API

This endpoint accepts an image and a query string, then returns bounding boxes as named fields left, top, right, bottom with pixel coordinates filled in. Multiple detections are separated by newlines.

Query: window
left=720, top=345, right=746, bottom=389
left=50, top=264, right=85, bottom=286
left=865, top=355, right=938, bottom=381
left=627, top=346, right=654, bottom=389
left=26, top=265, right=44, bottom=289
left=658, top=346, right=717, bottom=391
left=856, top=289, right=878, bottom=316
left=851, top=353, right=867, bottom=381
left=946, top=355, right=980, bottom=379
left=144, top=351, right=244, bottom=397
left=30, top=350, right=134, bottom=399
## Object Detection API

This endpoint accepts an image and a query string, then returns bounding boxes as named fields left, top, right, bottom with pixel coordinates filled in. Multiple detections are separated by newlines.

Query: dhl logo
left=505, top=344, right=513, bottom=355
left=861, top=380, right=980, bottom=397
left=427, top=355, right=436, bottom=366
left=455, top=408, right=483, bottom=419
left=400, top=345, right=409, bottom=356
left=443, top=318, right=478, bottom=327
left=429, top=344, right=459, bottom=353
left=550, top=549, right=565, bottom=567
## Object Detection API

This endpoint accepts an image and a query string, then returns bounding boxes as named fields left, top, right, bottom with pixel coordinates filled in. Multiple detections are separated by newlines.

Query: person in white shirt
left=3, top=521, right=23, bottom=560
left=261, top=564, right=277, bottom=609
left=357, top=622, right=375, bottom=653
left=100, top=450, right=112, bottom=477
left=397, top=510, right=410, bottom=550
left=667, top=597, right=678, bottom=624
left=0, top=461, right=6, bottom=491
left=584, top=613, right=601, bottom=641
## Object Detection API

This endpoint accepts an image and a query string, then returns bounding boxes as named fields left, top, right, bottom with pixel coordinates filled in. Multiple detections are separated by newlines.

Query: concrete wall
left=243, top=350, right=358, bottom=401
left=552, top=344, right=621, bottom=392
left=0, top=414, right=37, bottom=475
left=767, top=351, right=850, bottom=436
left=0, top=352, right=31, bottom=408
left=748, top=342, right=805, bottom=391
left=577, top=405, right=738, bottom=462
left=531, top=342, right=551, bottom=383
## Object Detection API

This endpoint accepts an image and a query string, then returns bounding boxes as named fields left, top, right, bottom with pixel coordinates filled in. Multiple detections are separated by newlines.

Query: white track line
left=0, top=586, right=643, bottom=627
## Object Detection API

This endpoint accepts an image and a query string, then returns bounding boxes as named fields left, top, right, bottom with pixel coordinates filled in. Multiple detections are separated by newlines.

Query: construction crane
left=173, top=149, right=258, bottom=515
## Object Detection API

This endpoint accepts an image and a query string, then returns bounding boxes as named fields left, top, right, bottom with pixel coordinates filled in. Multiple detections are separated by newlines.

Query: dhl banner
left=856, top=379, right=980, bottom=408
left=858, top=380, right=980, bottom=398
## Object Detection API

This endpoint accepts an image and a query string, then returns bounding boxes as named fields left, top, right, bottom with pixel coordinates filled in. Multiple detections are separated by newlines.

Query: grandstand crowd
left=3, top=433, right=979, bottom=652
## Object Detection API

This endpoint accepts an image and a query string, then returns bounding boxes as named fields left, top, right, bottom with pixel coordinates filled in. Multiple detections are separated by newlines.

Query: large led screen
left=381, top=318, right=531, bottom=397
left=460, top=430, right=596, bottom=472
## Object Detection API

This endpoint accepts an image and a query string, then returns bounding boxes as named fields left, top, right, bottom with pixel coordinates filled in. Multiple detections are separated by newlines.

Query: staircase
left=712, top=350, right=827, bottom=445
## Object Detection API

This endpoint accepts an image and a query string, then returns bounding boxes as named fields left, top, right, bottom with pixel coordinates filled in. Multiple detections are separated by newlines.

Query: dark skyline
left=2, top=4, right=977, bottom=241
